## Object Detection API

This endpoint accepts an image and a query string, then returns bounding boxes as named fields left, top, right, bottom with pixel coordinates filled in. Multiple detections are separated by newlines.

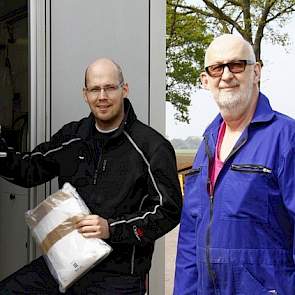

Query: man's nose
left=97, top=88, right=108, bottom=99
left=221, top=65, right=234, bottom=79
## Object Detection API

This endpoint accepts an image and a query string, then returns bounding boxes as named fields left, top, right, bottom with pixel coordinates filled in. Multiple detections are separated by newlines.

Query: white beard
left=216, top=91, right=243, bottom=110
left=215, top=78, right=254, bottom=116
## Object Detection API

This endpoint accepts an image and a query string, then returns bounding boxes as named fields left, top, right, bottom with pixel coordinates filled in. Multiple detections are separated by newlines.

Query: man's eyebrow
left=89, top=83, right=117, bottom=88
left=208, top=59, right=246, bottom=65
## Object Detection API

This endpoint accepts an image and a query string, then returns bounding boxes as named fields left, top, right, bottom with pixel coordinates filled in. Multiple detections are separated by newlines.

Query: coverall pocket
left=221, top=163, right=271, bottom=223
left=184, top=167, right=203, bottom=218
left=234, top=265, right=272, bottom=295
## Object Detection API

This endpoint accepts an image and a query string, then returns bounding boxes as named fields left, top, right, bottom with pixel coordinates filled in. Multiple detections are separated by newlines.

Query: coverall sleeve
left=108, top=141, right=182, bottom=245
left=173, top=181, right=198, bottom=295
left=278, top=145, right=295, bottom=262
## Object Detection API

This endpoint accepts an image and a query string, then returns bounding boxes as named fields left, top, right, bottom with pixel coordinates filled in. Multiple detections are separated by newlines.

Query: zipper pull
left=210, top=195, right=214, bottom=204
left=93, top=169, right=98, bottom=185
left=207, top=179, right=213, bottom=197
left=102, top=160, right=107, bottom=172
left=263, top=167, right=272, bottom=174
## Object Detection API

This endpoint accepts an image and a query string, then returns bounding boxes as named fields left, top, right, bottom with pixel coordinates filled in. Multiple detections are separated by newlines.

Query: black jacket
left=0, top=98, right=182, bottom=276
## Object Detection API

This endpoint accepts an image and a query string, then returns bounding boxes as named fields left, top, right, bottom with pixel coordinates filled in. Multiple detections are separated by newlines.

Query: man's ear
left=200, top=72, right=209, bottom=90
left=253, top=62, right=261, bottom=84
left=83, top=89, right=88, bottom=103
left=122, top=83, right=129, bottom=97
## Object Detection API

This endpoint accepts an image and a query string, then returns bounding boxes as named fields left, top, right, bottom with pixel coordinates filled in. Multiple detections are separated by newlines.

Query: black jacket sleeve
left=0, top=127, right=73, bottom=188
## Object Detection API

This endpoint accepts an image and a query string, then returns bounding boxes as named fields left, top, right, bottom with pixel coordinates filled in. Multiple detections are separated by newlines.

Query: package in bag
left=25, top=182, right=112, bottom=292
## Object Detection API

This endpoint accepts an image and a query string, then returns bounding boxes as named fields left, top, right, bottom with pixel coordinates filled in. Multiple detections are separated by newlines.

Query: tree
left=167, top=0, right=295, bottom=122
left=166, top=0, right=213, bottom=123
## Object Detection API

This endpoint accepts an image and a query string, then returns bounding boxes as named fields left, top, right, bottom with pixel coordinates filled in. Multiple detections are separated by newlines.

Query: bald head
left=205, top=34, right=256, bottom=67
left=200, top=34, right=261, bottom=122
left=84, top=58, right=124, bottom=88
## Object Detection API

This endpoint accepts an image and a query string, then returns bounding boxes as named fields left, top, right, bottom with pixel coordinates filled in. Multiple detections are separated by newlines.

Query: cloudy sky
left=166, top=13, right=295, bottom=140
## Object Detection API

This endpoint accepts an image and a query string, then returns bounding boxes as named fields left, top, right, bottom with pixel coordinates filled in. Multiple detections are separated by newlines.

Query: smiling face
left=83, top=58, right=129, bottom=131
left=201, top=35, right=261, bottom=119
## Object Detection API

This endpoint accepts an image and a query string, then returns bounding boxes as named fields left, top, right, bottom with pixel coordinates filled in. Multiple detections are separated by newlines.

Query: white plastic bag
left=25, top=182, right=112, bottom=293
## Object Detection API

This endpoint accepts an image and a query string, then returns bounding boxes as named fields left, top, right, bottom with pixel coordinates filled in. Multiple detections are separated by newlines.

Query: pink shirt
left=209, top=121, right=226, bottom=194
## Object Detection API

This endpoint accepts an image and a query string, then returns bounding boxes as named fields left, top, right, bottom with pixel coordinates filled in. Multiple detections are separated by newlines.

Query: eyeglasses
left=205, top=60, right=255, bottom=77
left=84, top=81, right=124, bottom=97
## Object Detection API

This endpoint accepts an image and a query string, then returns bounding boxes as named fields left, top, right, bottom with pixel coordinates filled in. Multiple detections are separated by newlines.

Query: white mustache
left=219, top=83, right=239, bottom=89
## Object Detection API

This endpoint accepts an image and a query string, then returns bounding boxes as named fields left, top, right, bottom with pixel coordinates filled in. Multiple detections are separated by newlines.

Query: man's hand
left=76, top=214, right=110, bottom=239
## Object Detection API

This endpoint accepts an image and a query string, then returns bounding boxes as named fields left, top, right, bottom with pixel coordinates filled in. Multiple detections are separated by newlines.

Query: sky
left=166, top=12, right=295, bottom=140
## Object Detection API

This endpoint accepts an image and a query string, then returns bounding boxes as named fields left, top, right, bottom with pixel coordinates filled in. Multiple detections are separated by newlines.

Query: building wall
left=0, top=1, right=166, bottom=293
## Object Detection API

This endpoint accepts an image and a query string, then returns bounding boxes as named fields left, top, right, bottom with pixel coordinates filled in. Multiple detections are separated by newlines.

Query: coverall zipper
left=204, top=135, right=218, bottom=292
left=205, top=193, right=217, bottom=291
left=204, top=135, right=247, bottom=292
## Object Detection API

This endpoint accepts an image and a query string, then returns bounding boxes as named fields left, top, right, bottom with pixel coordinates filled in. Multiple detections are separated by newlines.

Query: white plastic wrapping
left=25, top=183, right=112, bottom=293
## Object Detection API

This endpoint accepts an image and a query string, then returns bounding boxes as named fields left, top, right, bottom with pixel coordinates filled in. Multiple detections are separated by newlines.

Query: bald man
left=0, top=58, right=182, bottom=294
left=174, top=34, right=295, bottom=295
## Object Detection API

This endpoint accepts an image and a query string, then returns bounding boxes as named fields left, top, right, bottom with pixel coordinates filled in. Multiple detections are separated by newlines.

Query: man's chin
left=95, top=110, right=111, bottom=119
left=215, top=99, right=240, bottom=110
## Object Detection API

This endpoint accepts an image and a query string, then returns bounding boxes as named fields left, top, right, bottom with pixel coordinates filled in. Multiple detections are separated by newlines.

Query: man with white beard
left=174, top=34, right=295, bottom=295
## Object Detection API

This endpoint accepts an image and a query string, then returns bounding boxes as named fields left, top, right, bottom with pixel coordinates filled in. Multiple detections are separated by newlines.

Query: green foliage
left=166, top=0, right=213, bottom=123
left=167, top=0, right=295, bottom=122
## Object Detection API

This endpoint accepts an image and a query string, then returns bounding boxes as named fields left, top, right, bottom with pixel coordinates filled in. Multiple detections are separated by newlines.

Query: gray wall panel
left=148, top=1, right=166, bottom=294
left=50, top=0, right=149, bottom=134
left=149, top=0, right=166, bottom=135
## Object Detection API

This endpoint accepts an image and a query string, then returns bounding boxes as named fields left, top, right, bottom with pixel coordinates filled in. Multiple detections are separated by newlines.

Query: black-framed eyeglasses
left=205, top=60, right=255, bottom=77
left=84, top=81, right=124, bottom=97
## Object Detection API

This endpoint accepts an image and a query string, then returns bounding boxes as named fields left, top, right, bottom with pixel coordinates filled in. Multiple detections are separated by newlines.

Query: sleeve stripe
left=21, top=138, right=82, bottom=159
left=110, top=205, right=161, bottom=226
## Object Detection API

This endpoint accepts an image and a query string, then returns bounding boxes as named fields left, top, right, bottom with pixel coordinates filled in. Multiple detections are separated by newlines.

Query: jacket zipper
left=93, top=153, right=106, bottom=185
left=93, top=158, right=100, bottom=185
left=231, top=164, right=272, bottom=174
left=204, top=135, right=247, bottom=292
left=102, top=159, right=107, bottom=172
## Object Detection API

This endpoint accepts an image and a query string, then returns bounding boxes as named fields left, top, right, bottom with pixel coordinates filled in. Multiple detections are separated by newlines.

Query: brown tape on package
left=40, top=215, right=84, bottom=254
left=26, top=192, right=72, bottom=229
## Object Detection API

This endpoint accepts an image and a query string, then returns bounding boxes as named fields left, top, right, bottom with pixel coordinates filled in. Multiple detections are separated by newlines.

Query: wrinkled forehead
left=205, top=39, right=252, bottom=67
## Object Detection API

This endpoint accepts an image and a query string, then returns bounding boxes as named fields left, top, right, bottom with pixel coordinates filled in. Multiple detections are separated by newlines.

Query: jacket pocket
left=221, top=163, right=271, bottom=223
left=231, top=164, right=272, bottom=174
left=185, top=167, right=202, bottom=177
left=184, top=167, right=203, bottom=218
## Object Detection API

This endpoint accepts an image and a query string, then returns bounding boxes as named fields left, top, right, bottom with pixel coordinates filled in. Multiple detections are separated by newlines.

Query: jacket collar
left=77, top=97, right=137, bottom=140
left=203, top=92, right=275, bottom=137
left=250, top=92, right=275, bottom=124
